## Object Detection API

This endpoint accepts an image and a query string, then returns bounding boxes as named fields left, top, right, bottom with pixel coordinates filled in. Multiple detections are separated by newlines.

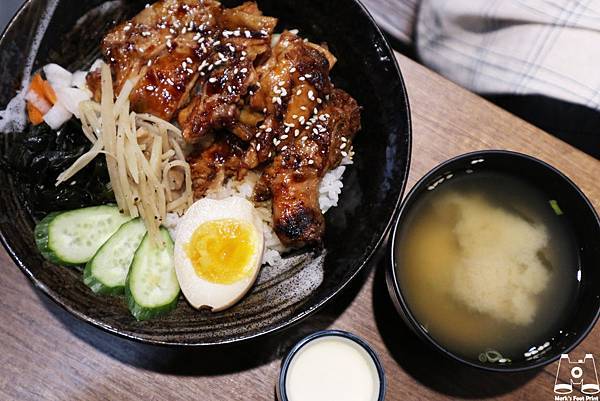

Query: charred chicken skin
left=96, top=0, right=362, bottom=248
left=257, top=89, right=361, bottom=247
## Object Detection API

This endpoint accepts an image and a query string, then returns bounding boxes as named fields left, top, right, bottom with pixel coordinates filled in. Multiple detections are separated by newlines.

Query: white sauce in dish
left=285, top=336, right=380, bottom=401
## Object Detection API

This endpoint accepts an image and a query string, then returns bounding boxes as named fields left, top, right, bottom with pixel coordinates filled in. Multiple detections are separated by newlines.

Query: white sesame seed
left=300, top=106, right=307, bottom=111
left=245, top=30, right=251, bottom=38
left=341, top=151, right=348, bottom=157
left=299, top=76, right=306, bottom=81
left=186, top=57, right=193, bottom=63
left=292, top=114, right=298, bottom=119
left=313, top=108, right=318, bottom=115
left=317, top=98, right=323, bottom=104
left=182, top=61, right=187, bottom=69
left=256, top=143, right=261, bottom=151
left=265, top=127, right=272, bottom=133
left=240, top=68, right=248, bottom=73
left=281, top=145, right=288, bottom=151
left=296, top=89, right=302, bottom=96
left=147, top=59, right=153, bottom=67
left=145, top=85, right=155, bottom=91
left=259, top=124, right=266, bottom=129
left=208, top=77, right=217, bottom=83
left=294, top=129, right=300, bottom=137
left=142, top=31, right=151, bottom=37
left=289, top=67, right=296, bottom=73
left=308, top=159, right=314, bottom=165
left=341, top=137, right=347, bottom=142
left=308, top=90, right=315, bottom=100
left=281, top=134, right=288, bottom=139
left=340, top=143, right=347, bottom=149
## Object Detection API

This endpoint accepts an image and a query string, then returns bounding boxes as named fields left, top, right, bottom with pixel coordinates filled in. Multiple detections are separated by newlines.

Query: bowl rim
left=0, top=0, right=412, bottom=346
left=277, top=329, right=386, bottom=401
left=389, top=149, right=600, bottom=372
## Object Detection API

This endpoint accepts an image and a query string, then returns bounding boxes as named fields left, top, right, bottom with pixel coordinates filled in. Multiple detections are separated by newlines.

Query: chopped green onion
left=549, top=200, right=563, bottom=216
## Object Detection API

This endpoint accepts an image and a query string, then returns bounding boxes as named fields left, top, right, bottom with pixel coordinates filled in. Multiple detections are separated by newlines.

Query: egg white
left=174, top=196, right=265, bottom=312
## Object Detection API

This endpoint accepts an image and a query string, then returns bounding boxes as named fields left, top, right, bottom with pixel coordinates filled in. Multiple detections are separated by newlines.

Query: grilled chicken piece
left=129, top=31, right=210, bottom=120
left=258, top=89, right=361, bottom=247
left=243, top=31, right=335, bottom=168
left=187, top=133, right=248, bottom=198
left=95, top=0, right=222, bottom=119
left=178, top=2, right=277, bottom=143
left=178, top=42, right=258, bottom=143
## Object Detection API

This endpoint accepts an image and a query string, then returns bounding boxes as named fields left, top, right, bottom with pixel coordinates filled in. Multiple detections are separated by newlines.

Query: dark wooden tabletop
left=1, top=52, right=598, bottom=401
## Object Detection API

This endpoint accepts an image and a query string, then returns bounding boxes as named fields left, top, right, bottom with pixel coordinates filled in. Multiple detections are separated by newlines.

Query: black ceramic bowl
left=388, top=150, right=600, bottom=372
left=277, top=330, right=386, bottom=401
left=0, top=1, right=411, bottom=345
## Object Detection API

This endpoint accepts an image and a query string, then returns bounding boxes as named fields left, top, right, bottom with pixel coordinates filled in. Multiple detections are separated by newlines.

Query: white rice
left=164, top=157, right=353, bottom=266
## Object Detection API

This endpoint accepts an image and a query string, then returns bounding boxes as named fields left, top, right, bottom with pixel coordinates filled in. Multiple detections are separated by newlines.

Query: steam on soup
left=396, top=171, right=579, bottom=362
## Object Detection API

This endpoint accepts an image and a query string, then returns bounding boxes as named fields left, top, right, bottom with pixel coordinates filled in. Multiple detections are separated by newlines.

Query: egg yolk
left=184, top=219, right=258, bottom=284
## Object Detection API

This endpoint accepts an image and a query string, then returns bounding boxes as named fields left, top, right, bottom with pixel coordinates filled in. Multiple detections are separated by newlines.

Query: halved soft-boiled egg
left=174, top=196, right=265, bottom=312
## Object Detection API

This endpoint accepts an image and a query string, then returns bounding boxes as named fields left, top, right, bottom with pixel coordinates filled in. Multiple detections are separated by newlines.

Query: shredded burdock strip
left=56, top=62, right=193, bottom=245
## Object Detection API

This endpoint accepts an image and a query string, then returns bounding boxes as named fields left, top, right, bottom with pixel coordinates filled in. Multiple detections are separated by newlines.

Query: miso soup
left=396, top=171, right=579, bottom=362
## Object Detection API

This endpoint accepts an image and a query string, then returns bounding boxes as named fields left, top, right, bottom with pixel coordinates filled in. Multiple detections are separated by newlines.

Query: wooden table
left=2, top=53, right=598, bottom=401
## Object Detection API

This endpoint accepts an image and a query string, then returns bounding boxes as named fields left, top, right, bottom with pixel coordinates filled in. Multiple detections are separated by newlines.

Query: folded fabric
left=361, top=0, right=419, bottom=44
left=417, top=0, right=600, bottom=112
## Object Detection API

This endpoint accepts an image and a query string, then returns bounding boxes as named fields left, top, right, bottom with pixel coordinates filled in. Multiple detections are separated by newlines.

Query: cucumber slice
left=83, top=218, right=147, bottom=295
left=125, top=228, right=180, bottom=320
left=35, top=205, right=131, bottom=265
